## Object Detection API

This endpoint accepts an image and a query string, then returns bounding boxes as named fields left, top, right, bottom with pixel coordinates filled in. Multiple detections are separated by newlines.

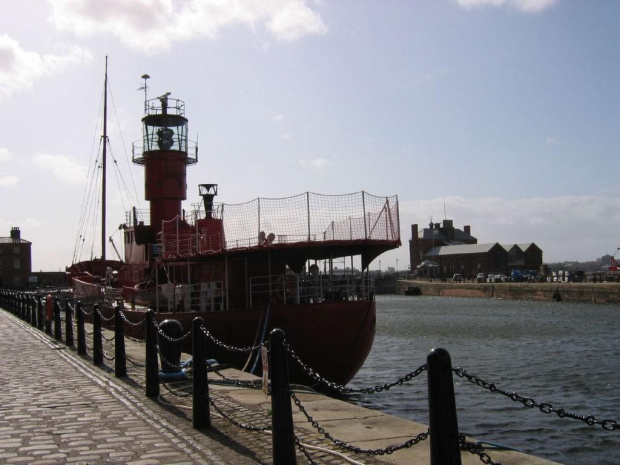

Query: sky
left=1, top=0, right=619, bottom=273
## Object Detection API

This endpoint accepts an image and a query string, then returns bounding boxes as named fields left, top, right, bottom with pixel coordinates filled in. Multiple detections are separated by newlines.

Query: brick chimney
left=464, top=225, right=471, bottom=236
left=411, top=224, right=418, bottom=239
left=10, top=227, right=20, bottom=243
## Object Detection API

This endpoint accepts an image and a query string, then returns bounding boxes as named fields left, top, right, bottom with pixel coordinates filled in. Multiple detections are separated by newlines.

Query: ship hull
left=99, top=299, right=376, bottom=387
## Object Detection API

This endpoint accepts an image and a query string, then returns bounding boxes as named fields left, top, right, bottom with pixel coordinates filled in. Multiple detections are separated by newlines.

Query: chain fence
left=2, top=289, right=619, bottom=465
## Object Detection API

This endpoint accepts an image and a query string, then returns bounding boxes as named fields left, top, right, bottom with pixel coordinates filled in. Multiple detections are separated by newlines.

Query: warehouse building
left=409, top=220, right=543, bottom=279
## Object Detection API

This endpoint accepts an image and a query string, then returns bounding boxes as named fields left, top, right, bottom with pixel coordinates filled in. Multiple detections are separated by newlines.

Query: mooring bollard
left=158, top=319, right=184, bottom=373
left=114, top=306, right=127, bottom=378
left=145, top=310, right=160, bottom=398
left=192, top=317, right=210, bottom=429
left=76, top=302, right=86, bottom=356
left=65, top=299, right=74, bottom=348
left=427, top=347, right=462, bottom=465
left=93, top=305, right=103, bottom=366
left=54, top=298, right=62, bottom=341
left=269, top=328, right=297, bottom=465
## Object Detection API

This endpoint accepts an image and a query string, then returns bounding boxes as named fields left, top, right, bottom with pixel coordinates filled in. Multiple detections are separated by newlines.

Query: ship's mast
left=101, top=56, right=108, bottom=262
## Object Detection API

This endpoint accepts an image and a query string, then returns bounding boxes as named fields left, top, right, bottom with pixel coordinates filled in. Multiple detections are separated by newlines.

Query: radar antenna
left=139, top=74, right=150, bottom=112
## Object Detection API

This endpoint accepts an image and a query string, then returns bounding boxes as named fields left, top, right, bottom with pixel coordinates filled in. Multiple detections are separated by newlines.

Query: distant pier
left=396, top=280, right=620, bottom=304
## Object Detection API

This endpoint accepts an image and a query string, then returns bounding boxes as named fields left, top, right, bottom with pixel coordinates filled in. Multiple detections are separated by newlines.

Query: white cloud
left=0, top=148, right=14, bottom=162
left=545, top=136, right=558, bottom=146
left=0, top=148, right=18, bottom=187
left=0, top=34, right=92, bottom=100
left=267, top=1, right=328, bottom=41
left=47, top=0, right=327, bottom=54
left=273, top=114, right=284, bottom=122
left=32, top=153, right=87, bottom=184
left=299, top=157, right=331, bottom=169
left=0, top=175, right=19, bottom=187
left=455, top=0, right=558, bottom=13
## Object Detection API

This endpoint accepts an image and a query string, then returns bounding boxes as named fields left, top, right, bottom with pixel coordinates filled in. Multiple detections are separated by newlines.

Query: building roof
left=418, top=228, right=475, bottom=242
left=502, top=243, right=540, bottom=252
left=0, top=237, right=31, bottom=244
left=425, top=242, right=501, bottom=257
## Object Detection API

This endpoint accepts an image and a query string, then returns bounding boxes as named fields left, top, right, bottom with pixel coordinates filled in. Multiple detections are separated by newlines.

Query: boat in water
left=67, top=64, right=401, bottom=386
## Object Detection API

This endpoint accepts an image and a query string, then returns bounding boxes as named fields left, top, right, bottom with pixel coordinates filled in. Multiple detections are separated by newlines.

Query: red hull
left=102, top=299, right=376, bottom=386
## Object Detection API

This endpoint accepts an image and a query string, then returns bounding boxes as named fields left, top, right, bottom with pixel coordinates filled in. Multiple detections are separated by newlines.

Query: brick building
left=0, top=227, right=32, bottom=288
left=409, top=219, right=543, bottom=279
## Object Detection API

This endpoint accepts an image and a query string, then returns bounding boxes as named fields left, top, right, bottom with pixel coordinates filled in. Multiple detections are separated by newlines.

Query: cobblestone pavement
left=0, top=308, right=383, bottom=465
left=0, top=309, right=276, bottom=464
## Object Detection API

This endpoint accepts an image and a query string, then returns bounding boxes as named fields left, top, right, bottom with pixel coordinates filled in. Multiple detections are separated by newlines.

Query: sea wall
left=396, top=280, right=620, bottom=304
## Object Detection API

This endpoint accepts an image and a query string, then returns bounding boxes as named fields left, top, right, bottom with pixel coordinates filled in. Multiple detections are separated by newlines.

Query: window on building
left=13, top=246, right=20, bottom=254
left=13, top=258, right=20, bottom=270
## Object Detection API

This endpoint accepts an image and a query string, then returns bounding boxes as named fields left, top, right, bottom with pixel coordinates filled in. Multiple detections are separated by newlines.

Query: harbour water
left=348, top=295, right=620, bottom=465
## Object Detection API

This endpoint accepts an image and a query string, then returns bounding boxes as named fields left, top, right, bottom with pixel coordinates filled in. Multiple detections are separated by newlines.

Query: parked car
left=495, top=274, right=508, bottom=282
left=452, top=273, right=461, bottom=282
left=476, top=273, right=485, bottom=283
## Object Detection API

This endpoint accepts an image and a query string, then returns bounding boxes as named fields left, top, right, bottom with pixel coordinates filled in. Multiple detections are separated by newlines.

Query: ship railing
left=159, top=231, right=224, bottom=258
left=144, top=96, right=185, bottom=117
left=159, top=216, right=225, bottom=258
left=125, top=208, right=150, bottom=226
left=249, top=273, right=375, bottom=308
left=187, top=191, right=400, bottom=250
left=103, top=287, right=124, bottom=308
left=163, top=281, right=224, bottom=312
left=132, top=140, right=198, bottom=165
left=155, top=191, right=399, bottom=257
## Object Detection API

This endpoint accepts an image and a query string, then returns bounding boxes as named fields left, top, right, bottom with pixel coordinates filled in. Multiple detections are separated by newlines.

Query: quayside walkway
left=0, top=301, right=562, bottom=465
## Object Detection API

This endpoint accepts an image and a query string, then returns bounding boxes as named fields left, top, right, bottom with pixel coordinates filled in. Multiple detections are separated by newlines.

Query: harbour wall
left=395, top=280, right=620, bottom=304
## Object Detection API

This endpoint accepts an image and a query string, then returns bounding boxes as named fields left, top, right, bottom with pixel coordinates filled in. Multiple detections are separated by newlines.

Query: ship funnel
left=199, top=184, right=218, bottom=218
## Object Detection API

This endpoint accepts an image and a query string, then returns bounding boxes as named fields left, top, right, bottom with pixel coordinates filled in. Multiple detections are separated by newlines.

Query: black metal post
left=427, top=348, right=462, bottom=465
left=45, top=295, right=52, bottom=335
left=65, top=299, right=74, bottom=348
left=192, top=317, right=210, bottom=429
left=30, top=295, right=37, bottom=328
left=145, top=310, right=160, bottom=397
left=114, top=306, right=127, bottom=377
left=76, top=302, right=86, bottom=355
left=269, top=328, right=296, bottom=464
left=25, top=294, right=31, bottom=324
left=54, top=298, right=62, bottom=341
left=37, top=296, right=44, bottom=331
left=18, top=293, right=24, bottom=320
left=93, top=305, right=103, bottom=366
